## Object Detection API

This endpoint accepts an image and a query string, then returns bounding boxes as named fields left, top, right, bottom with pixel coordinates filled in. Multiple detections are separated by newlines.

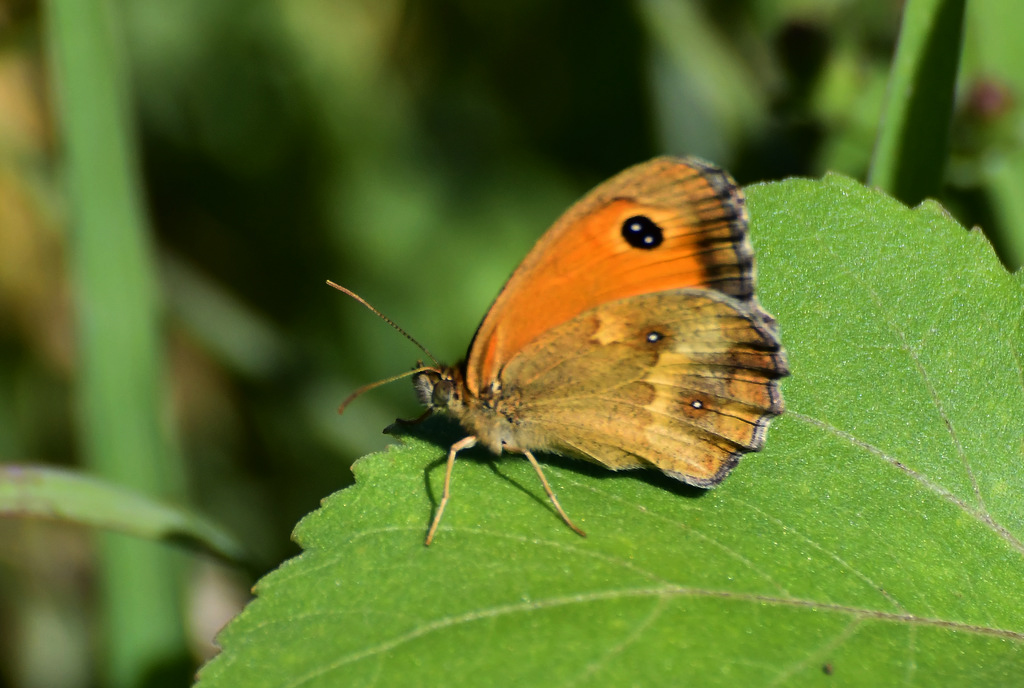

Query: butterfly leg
left=519, top=449, right=587, bottom=539
left=425, top=435, right=477, bottom=546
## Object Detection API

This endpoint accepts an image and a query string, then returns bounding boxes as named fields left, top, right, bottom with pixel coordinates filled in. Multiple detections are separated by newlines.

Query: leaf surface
left=197, top=174, right=1024, bottom=687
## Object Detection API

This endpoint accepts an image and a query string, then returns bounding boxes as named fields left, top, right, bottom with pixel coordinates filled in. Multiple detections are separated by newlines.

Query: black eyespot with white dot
left=646, top=331, right=664, bottom=344
left=690, top=399, right=704, bottom=410
left=621, top=215, right=663, bottom=249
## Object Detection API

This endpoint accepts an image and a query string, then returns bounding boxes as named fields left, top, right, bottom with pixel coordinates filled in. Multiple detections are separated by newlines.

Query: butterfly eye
left=621, top=215, right=663, bottom=249
left=432, top=379, right=455, bottom=407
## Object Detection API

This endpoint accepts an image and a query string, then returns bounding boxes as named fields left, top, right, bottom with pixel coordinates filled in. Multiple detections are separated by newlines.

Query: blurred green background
left=0, top=0, right=1021, bottom=686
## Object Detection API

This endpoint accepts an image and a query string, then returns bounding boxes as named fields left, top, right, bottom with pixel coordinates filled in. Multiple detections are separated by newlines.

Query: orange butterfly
left=333, top=156, right=788, bottom=544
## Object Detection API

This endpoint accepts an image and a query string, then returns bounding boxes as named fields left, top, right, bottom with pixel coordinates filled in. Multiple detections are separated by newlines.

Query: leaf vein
left=789, top=411, right=1024, bottom=555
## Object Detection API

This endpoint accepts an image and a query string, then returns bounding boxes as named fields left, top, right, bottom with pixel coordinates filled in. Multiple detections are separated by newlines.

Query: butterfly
left=332, top=156, right=788, bottom=545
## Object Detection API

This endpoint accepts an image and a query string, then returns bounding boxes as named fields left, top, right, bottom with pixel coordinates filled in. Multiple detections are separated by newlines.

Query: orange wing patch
left=464, top=157, right=755, bottom=395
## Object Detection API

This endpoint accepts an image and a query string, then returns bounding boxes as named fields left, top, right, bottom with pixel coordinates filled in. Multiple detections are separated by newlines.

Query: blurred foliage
left=0, top=0, right=1021, bottom=686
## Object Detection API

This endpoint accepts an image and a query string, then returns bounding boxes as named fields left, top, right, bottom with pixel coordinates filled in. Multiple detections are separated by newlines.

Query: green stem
left=868, top=0, right=965, bottom=205
left=46, top=0, right=188, bottom=685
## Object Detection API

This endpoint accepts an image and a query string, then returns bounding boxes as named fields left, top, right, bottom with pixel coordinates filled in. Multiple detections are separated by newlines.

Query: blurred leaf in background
left=0, top=0, right=1022, bottom=686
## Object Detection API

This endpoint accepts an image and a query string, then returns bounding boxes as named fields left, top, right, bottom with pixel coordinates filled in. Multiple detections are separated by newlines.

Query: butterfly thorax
left=413, top=363, right=523, bottom=456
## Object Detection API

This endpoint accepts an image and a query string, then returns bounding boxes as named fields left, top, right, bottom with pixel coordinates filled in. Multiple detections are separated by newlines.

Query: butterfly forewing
left=465, top=157, right=756, bottom=395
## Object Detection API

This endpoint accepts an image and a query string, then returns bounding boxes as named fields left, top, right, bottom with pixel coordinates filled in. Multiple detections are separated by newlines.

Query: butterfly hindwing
left=498, top=290, right=787, bottom=486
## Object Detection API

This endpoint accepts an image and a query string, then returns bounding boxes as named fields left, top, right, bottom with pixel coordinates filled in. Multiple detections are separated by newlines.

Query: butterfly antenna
left=327, top=280, right=440, bottom=366
left=336, top=365, right=435, bottom=416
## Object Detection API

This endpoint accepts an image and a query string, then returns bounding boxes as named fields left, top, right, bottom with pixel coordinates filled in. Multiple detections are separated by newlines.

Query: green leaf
left=0, top=465, right=246, bottom=564
left=196, top=174, right=1024, bottom=687
left=869, top=0, right=965, bottom=205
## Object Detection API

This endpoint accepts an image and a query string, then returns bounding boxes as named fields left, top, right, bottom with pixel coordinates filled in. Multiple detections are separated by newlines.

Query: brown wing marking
left=499, top=289, right=787, bottom=486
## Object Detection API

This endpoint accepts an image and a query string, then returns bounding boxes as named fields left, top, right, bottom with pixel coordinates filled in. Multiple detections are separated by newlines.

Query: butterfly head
left=413, top=363, right=466, bottom=415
